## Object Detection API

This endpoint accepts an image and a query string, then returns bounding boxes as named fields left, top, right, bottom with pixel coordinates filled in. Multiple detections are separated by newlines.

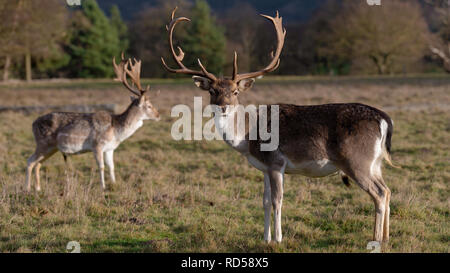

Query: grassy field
left=0, top=76, right=448, bottom=253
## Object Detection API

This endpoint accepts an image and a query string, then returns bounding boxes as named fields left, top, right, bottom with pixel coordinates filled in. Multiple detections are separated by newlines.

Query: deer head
left=113, top=53, right=160, bottom=121
left=161, top=7, right=286, bottom=113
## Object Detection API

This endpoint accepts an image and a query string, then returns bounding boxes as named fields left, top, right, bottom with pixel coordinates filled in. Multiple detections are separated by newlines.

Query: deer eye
left=233, top=90, right=239, bottom=96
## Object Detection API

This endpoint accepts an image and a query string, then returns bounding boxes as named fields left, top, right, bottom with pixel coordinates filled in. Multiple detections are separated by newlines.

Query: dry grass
left=0, top=76, right=449, bottom=253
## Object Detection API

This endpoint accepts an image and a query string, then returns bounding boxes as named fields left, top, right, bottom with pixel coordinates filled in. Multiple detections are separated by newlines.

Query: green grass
left=1, top=74, right=450, bottom=90
left=0, top=77, right=449, bottom=253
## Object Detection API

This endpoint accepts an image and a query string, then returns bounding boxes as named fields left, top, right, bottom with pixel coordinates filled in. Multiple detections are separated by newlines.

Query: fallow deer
left=25, top=54, right=160, bottom=192
left=162, top=8, right=397, bottom=244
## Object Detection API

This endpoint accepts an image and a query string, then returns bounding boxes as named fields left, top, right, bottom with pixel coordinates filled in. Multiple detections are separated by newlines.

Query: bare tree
left=220, top=3, right=262, bottom=74
left=0, top=0, right=68, bottom=81
left=0, top=2, right=20, bottom=81
left=322, top=0, right=429, bottom=75
left=427, top=0, right=450, bottom=72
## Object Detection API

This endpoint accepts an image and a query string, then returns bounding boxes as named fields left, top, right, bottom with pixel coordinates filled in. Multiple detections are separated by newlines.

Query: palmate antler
left=113, top=52, right=150, bottom=96
left=161, top=7, right=286, bottom=83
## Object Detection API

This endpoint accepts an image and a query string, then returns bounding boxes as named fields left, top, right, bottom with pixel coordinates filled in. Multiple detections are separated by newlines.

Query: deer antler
left=161, top=7, right=218, bottom=82
left=113, top=52, right=150, bottom=96
left=161, top=9, right=285, bottom=83
left=232, top=11, right=286, bottom=82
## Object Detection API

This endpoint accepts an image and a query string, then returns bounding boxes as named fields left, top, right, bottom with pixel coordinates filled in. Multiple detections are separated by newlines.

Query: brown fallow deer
left=162, top=8, right=397, bottom=244
left=25, top=54, right=160, bottom=192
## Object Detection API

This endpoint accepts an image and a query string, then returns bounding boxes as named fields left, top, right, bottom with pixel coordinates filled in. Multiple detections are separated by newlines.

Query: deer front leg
left=263, top=172, right=272, bottom=242
left=35, top=163, right=42, bottom=192
left=93, top=149, right=105, bottom=190
left=268, top=168, right=284, bottom=243
left=104, top=150, right=116, bottom=184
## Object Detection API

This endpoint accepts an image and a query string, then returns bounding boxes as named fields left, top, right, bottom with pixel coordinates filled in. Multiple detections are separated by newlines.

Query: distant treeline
left=0, top=0, right=449, bottom=81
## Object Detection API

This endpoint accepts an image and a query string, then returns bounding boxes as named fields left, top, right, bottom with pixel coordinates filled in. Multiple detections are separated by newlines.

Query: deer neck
left=214, top=106, right=250, bottom=154
left=113, top=104, right=145, bottom=142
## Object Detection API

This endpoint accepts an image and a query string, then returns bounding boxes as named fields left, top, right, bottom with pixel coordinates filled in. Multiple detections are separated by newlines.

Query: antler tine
left=125, top=58, right=142, bottom=91
left=232, top=51, right=238, bottom=81
left=268, top=59, right=280, bottom=72
left=233, top=11, right=286, bottom=82
left=113, top=54, right=126, bottom=82
left=197, top=59, right=217, bottom=81
left=161, top=7, right=218, bottom=82
left=171, top=6, right=177, bottom=20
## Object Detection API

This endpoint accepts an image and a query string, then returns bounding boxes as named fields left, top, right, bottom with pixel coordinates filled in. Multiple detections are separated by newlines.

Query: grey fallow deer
left=162, top=8, right=397, bottom=244
left=25, top=54, right=160, bottom=192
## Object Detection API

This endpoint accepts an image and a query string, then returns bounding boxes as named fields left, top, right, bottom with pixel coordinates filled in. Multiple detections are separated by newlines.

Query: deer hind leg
left=337, top=157, right=388, bottom=242
left=371, top=182, right=387, bottom=243
left=377, top=177, right=391, bottom=242
left=26, top=148, right=57, bottom=192
left=34, top=149, right=57, bottom=191
left=263, top=172, right=272, bottom=242
left=268, top=168, right=284, bottom=243
left=344, top=170, right=387, bottom=243
left=369, top=144, right=391, bottom=242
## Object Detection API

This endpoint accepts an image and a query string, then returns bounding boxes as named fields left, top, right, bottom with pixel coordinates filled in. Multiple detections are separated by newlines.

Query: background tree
left=320, top=0, right=429, bottom=75
left=0, top=2, right=18, bottom=81
left=181, top=0, right=226, bottom=75
left=129, top=0, right=225, bottom=77
left=66, top=0, right=120, bottom=78
left=427, top=0, right=450, bottom=72
left=129, top=0, right=191, bottom=78
left=279, top=0, right=347, bottom=75
left=308, top=0, right=350, bottom=75
left=1, top=0, right=446, bottom=79
left=110, top=5, right=129, bottom=53
left=0, top=0, right=68, bottom=81
left=220, top=3, right=261, bottom=75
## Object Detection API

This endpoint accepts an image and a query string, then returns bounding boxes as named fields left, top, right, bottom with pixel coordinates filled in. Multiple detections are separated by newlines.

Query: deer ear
left=237, top=78, right=255, bottom=92
left=138, top=95, right=146, bottom=106
left=193, top=76, right=211, bottom=91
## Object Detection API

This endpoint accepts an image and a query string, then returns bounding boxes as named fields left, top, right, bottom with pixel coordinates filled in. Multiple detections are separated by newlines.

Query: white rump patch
left=370, top=119, right=388, bottom=179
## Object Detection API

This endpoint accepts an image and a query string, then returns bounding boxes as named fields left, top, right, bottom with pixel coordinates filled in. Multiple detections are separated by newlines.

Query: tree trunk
left=382, top=54, right=392, bottom=75
left=25, top=48, right=32, bottom=82
left=378, top=64, right=386, bottom=75
left=370, top=54, right=389, bottom=75
left=371, top=55, right=384, bottom=75
left=3, top=55, right=11, bottom=81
